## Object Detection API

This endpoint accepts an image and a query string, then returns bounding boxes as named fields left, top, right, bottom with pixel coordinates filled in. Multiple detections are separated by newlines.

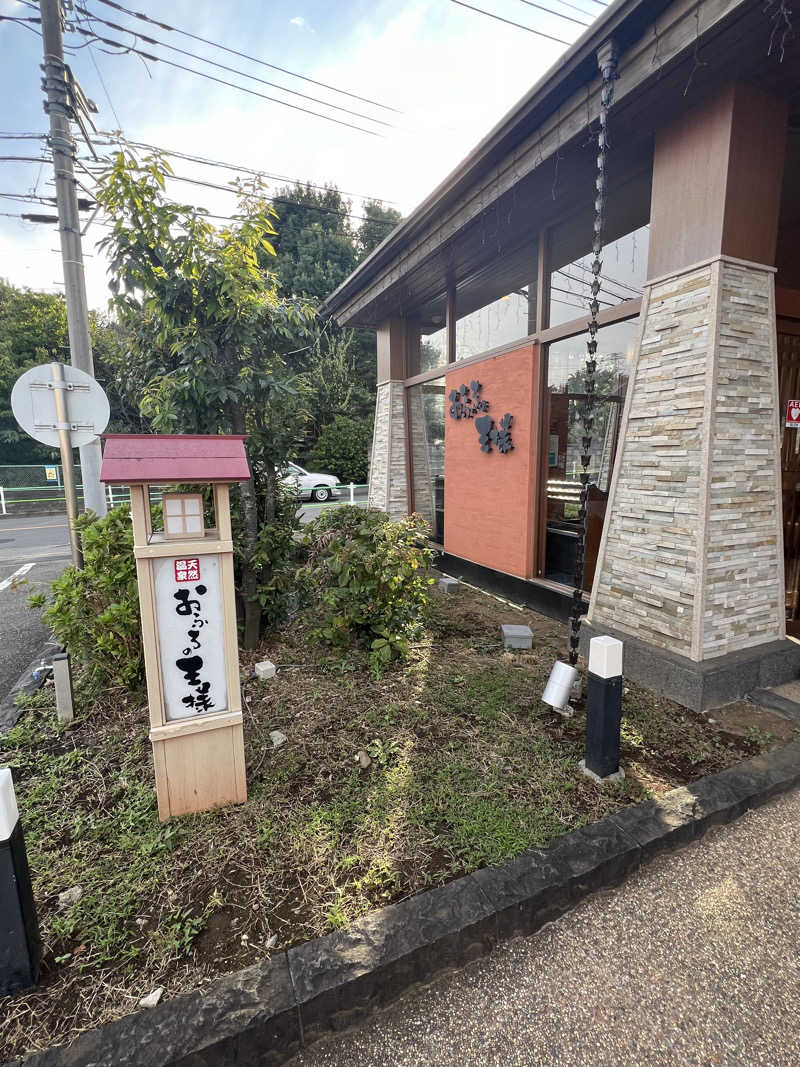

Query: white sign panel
left=153, top=554, right=228, bottom=722
left=11, top=362, right=110, bottom=449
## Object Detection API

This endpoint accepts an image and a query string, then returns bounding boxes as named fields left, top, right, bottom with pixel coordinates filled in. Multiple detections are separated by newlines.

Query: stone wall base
left=579, top=620, right=800, bottom=711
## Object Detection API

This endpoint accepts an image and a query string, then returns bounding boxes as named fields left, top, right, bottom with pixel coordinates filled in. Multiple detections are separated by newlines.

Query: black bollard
left=1, top=768, right=40, bottom=995
left=580, top=636, right=625, bottom=782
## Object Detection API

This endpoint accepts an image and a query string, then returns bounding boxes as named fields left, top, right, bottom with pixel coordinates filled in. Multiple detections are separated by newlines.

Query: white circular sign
left=11, top=362, right=110, bottom=449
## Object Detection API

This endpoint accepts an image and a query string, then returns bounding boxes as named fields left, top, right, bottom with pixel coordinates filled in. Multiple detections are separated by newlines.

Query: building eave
left=321, top=0, right=673, bottom=326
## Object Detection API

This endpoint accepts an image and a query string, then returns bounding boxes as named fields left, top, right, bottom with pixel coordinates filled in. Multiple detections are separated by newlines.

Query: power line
left=514, top=0, right=590, bottom=28
left=539, top=0, right=604, bottom=19
left=131, top=171, right=400, bottom=227
left=448, top=0, right=571, bottom=44
left=67, top=24, right=384, bottom=137
left=93, top=134, right=398, bottom=204
left=72, top=160, right=400, bottom=228
left=90, top=0, right=401, bottom=114
left=85, top=35, right=122, bottom=129
left=72, top=5, right=394, bottom=128
left=0, top=130, right=400, bottom=206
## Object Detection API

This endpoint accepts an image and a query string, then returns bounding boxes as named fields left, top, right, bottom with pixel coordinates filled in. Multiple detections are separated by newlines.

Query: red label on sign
left=787, top=401, right=800, bottom=427
left=174, top=557, right=200, bottom=583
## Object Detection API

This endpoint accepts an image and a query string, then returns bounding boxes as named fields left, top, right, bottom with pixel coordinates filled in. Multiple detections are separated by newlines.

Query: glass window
left=420, top=328, right=446, bottom=373
left=455, top=288, right=533, bottom=361
left=549, top=225, right=649, bottom=328
left=543, top=319, right=638, bottom=588
left=407, top=378, right=445, bottom=541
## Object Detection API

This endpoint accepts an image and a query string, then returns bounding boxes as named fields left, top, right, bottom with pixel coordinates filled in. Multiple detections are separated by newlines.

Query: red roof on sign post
left=99, top=434, right=251, bottom=485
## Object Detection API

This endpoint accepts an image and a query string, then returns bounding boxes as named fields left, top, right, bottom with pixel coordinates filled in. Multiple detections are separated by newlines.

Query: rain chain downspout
left=543, top=39, right=619, bottom=715
left=567, top=39, right=620, bottom=669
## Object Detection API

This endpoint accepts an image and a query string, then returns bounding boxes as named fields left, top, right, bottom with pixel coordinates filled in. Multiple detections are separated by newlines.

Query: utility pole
left=39, top=0, right=107, bottom=518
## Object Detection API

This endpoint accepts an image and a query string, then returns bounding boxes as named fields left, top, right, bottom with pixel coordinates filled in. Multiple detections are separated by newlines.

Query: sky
left=0, top=0, right=605, bottom=311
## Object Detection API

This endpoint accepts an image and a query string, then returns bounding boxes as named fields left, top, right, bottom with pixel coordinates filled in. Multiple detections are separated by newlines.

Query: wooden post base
left=150, top=711, right=247, bottom=820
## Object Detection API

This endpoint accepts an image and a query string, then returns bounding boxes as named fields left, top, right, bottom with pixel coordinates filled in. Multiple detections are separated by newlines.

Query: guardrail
left=0, top=482, right=370, bottom=515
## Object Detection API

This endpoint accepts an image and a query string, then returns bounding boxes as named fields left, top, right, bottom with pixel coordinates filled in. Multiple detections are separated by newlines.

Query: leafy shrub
left=250, top=481, right=302, bottom=629
left=303, top=507, right=433, bottom=675
left=305, top=415, right=373, bottom=485
left=28, top=505, right=144, bottom=691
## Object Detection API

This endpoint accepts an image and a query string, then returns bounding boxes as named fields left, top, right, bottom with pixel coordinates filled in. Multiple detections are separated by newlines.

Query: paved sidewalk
left=291, top=788, right=800, bottom=1067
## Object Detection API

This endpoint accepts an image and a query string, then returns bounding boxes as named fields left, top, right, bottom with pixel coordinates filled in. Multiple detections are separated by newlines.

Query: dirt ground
left=1, top=581, right=794, bottom=1060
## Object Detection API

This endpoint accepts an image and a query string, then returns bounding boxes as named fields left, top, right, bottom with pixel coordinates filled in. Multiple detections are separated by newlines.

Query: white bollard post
left=107, top=484, right=115, bottom=508
left=579, top=635, right=625, bottom=783
left=349, top=482, right=355, bottom=505
left=0, top=486, right=6, bottom=516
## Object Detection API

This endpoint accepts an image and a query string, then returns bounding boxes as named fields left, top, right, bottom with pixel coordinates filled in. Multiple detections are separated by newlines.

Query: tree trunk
left=232, top=403, right=261, bottom=650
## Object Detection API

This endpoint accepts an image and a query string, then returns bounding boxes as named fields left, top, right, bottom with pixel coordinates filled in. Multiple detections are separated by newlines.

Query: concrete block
left=501, top=624, right=533, bottom=650
left=255, top=660, right=277, bottom=681
left=437, top=576, right=460, bottom=594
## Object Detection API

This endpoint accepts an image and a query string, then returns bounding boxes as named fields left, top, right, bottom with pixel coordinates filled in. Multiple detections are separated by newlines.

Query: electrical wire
left=513, top=0, right=590, bottom=28
left=536, top=0, right=603, bottom=19
left=85, top=37, right=123, bottom=129
left=75, top=162, right=400, bottom=228
left=92, top=134, right=398, bottom=204
left=0, top=132, right=400, bottom=204
left=90, top=0, right=401, bottom=114
left=448, top=0, right=571, bottom=44
left=72, top=5, right=394, bottom=128
left=67, top=24, right=384, bottom=137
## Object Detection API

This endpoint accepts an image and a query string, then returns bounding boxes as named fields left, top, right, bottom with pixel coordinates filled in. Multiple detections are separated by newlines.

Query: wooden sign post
left=100, top=435, right=249, bottom=820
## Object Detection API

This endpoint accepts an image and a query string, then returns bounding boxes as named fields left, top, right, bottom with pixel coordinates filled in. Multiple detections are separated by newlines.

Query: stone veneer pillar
left=586, top=256, right=794, bottom=702
left=367, top=318, right=419, bottom=520
left=368, top=380, right=409, bottom=519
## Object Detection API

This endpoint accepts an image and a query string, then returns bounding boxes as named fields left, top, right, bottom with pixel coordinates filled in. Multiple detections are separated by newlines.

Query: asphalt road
left=291, top=788, right=800, bottom=1067
left=298, top=486, right=368, bottom=524
left=0, top=515, right=71, bottom=703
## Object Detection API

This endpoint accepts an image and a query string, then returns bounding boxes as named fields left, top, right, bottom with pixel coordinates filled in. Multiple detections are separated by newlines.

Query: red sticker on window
left=174, top=557, right=200, bottom=583
left=787, top=400, right=800, bottom=427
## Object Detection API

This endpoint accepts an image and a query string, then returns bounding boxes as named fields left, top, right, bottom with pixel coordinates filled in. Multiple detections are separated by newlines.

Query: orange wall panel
left=444, top=344, right=539, bottom=578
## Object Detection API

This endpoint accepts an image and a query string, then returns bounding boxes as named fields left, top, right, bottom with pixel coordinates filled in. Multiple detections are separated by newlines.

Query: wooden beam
left=445, top=286, right=456, bottom=364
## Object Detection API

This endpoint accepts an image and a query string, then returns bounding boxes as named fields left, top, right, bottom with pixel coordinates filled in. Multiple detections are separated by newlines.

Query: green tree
left=301, top=328, right=372, bottom=442
left=271, top=183, right=357, bottom=305
left=95, top=152, right=316, bottom=648
left=0, top=280, right=137, bottom=464
left=306, top=414, right=373, bottom=485
left=357, top=199, right=402, bottom=259
left=267, top=185, right=402, bottom=406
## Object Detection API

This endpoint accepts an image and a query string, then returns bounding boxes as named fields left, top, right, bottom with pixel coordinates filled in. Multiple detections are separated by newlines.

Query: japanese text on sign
left=174, top=557, right=200, bottom=583
left=154, top=554, right=228, bottom=721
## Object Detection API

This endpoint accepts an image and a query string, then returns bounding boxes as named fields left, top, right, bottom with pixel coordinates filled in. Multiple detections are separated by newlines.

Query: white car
left=282, top=462, right=341, bottom=503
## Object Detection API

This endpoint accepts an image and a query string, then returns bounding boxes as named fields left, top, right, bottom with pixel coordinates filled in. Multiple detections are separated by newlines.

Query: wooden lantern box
left=100, top=434, right=249, bottom=820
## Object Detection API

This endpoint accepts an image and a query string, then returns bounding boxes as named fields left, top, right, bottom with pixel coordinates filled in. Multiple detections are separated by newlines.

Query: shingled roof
left=99, top=434, right=251, bottom=485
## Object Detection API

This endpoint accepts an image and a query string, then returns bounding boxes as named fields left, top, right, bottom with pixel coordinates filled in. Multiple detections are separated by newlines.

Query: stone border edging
left=7, top=739, right=800, bottom=1067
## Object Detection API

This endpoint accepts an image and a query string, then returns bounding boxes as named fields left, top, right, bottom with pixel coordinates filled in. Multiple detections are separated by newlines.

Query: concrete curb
left=0, top=641, right=61, bottom=736
left=7, top=740, right=800, bottom=1067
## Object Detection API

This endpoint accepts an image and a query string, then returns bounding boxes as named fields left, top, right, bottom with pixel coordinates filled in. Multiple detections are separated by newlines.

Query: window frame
left=404, top=229, right=643, bottom=586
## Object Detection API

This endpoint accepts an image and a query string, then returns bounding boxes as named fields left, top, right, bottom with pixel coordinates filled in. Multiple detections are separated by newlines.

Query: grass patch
left=0, top=584, right=789, bottom=1058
